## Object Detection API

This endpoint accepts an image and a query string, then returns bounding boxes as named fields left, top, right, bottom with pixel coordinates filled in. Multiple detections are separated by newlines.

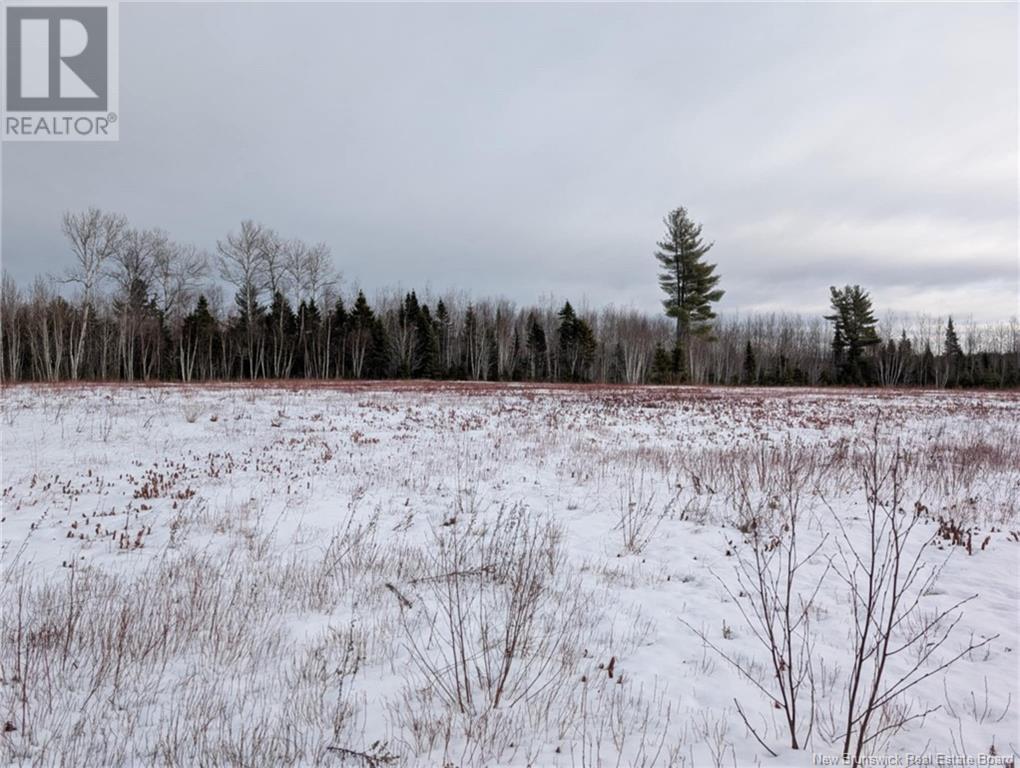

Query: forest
left=0, top=207, right=1016, bottom=388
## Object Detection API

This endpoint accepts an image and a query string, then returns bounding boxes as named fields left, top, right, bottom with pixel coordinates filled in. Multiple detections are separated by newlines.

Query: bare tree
left=610, top=310, right=662, bottom=384
left=493, top=299, right=519, bottom=380
left=61, top=208, right=127, bottom=379
left=303, top=242, right=338, bottom=303
left=303, top=243, right=337, bottom=377
left=685, top=441, right=828, bottom=753
left=389, top=307, right=418, bottom=379
left=110, top=228, right=166, bottom=293
left=150, top=240, right=208, bottom=380
left=0, top=272, right=24, bottom=383
left=217, top=220, right=269, bottom=379
left=401, top=505, right=571, bottom=714
left=828, top=424, right=996, bottom=761
left=25, top=278, right=61, bottom=381
left=463, top=303, right=491, bottom=380
left=153, top=241, right=207, bottom=322
left=108, top=228, right=164, bottom=380
left=260, top=229, right=287, bottom=299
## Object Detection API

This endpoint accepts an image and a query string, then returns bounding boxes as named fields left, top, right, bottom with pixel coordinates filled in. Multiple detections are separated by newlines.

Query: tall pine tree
left=825, top=285, right=880, bottom=384
left=654, top=207, right=724, bottom=374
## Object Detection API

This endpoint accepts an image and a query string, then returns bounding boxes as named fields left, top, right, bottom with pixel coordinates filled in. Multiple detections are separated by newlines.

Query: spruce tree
left=415, top=303, right=439, bottom=378
left=351, top=291, right=372, bottom=323
left=435, top=300, right=450, bottom=377
left=920, top=342, right=936, bottom=386
left=297, top=298, right=321, bottom=377
left=349, top=291, right=377, bottom=378
left=556, top=302, right=595, bottom=382
left=369, top=315, right=389, bottom=378
left=943, top=317, right=964, bottom=388
left=610, top=341, right=626, bottom=383
left=329, top=297, right=349, bottom=378
left=654, top=207, right=724, bottom=356
left=742, top=340, right=757, bottom=385
left=232, top=287, right=265, bottom=379
left=525, top=313, right=547, bottom=380
left=649, top=343, right=672, bottom=384
left=511, top=327, right=524, bottom=381
left=897, top=331, right=913, bottom=384
left=184, top=295, right=216, bottom=345
left=266, top=291, right=297, bottom=378
left=944, top=317, right=963, bottom=358
left=182, top=295, right=218, bottom=379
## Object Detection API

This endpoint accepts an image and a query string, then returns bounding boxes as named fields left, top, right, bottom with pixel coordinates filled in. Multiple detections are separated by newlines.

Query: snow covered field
left=1, top=383, right=1018, bottom=767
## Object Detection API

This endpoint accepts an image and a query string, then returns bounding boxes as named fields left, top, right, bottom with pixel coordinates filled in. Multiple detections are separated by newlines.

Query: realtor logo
left=8, top=6, right=108, bottom=110
left=2, top=1, right=119, bottom=141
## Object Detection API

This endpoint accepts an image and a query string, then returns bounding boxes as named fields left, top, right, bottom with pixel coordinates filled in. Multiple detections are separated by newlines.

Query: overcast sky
left=2, top=2, right=1016, bottom=322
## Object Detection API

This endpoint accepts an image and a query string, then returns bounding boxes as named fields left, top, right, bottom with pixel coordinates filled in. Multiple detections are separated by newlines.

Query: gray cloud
left=2, top=2, right=1016, bottom=322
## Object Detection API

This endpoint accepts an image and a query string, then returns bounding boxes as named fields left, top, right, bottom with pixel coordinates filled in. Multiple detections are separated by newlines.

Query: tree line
left=0, top=207, right=1016, bottom=388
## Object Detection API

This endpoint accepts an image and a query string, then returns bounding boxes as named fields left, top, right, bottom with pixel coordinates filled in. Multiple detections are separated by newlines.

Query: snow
left=1, top=383, right=1017, bottom=767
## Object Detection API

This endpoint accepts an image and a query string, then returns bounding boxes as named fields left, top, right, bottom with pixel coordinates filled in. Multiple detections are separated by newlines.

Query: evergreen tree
left=610, top=341, right=627, bottom=384
left=184, top=295, right=215, bottom=338
left=415, top=302, right=439, bottom=378
left=511, top=327, right=524, bottom=381
left=742, top=340, right=757, bottom=385
left=435, top=300, right=451, bottom=377
left=944, top=317, right=963, bottom=359
left=649, top=343, right=673, bottom=384
left=920, top=342, right=936, bottom=387
left=556, top=301, right=596, bottom=381
left=329, top=297, right=349, bottom=378
left=525, top=312, right=547, bottom=380
left=403, top=291, right=420, bottom=319
left=654, top=207, right=724, bottom=352
left=830, top=317, right=847, bottom=372
left=349, top=291, right=377, bottom=378
left=265, top=291, right=297, bottom=378
left=670, top=341, right=686, bottom=382
left=232, top=287, right=265, bottom=378
left=368, top=315, right=390, bottom=378
left=394, top=292, right=421, bottom=378
left=113, top=276, right=162, bottom=380
left=897, top=331, right=914, bottom=385
left=825, top=285, right=880, bottom=384
left=297, top=298, right=322, bottom=377
left=880, top=338, right=898, bottom=384
left=182, top=294, right=218, bottom=379
left=943, top=316, right=964, bottom=386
